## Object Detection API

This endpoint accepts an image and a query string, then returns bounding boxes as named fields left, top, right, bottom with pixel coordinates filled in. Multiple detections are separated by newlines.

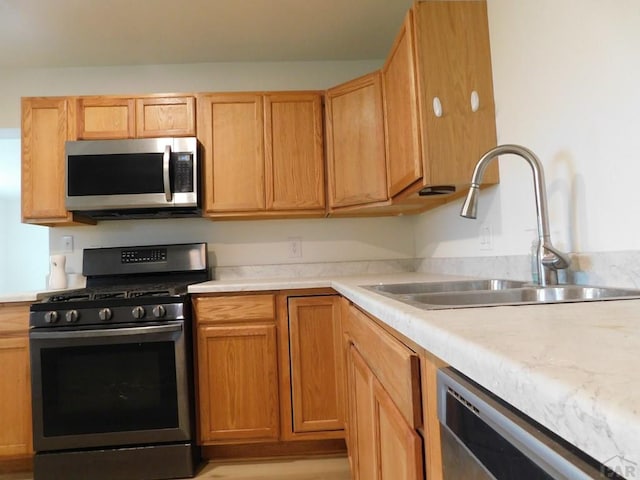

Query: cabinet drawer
left=344, top=305, right=422, bottom=428
left=193, top=294, right=275, bottom=324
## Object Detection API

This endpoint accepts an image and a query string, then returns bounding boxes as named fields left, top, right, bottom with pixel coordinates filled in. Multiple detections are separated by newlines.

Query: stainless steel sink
left=363, top=280, right=640, bottom=310
left=366, top=279, right=527, bottom=295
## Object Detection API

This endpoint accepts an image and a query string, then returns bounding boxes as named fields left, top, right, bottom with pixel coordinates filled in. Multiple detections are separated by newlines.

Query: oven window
left=40, top=341, right=179, bottom=436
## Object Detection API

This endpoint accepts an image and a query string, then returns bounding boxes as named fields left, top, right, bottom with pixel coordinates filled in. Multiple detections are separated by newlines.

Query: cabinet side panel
left=415, top=0, right=498, bottom=187
left=383, top=9, right=424, bottom=197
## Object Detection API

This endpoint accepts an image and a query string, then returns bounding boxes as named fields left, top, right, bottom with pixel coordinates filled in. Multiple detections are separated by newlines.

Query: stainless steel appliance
left=65, top=137, right=200, bottom=219
left=29, top=242, right=209, bottom=480
left=437, top=367, right=620, bottom=480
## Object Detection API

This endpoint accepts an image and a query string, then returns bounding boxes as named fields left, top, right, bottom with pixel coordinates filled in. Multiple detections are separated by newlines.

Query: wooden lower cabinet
left=197, top=323, right=280, bottom=442
left=0, top=303, right=32, bottom=460
left=193, top=291, right=345, bottom=452
left=194, top=294, right=280, bottom=443
left=282, top=294, right=345, bottom=438
left=342, top=299, right=425, bottom=480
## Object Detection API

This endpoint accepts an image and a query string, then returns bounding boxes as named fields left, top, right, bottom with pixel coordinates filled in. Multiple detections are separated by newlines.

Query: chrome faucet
left=460, top=144, right=570, bottom=286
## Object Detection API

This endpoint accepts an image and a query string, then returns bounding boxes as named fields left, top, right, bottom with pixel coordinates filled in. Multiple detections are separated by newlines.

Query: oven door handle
left=30, top=323, right=182, bottom=340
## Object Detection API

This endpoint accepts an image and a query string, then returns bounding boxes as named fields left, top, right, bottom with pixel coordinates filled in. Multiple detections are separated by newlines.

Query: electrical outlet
left=479, top=224, right=493, bottom=251
left=287, top=237, right=302, bottom=258
left=62, top=235, right=74, bottom=253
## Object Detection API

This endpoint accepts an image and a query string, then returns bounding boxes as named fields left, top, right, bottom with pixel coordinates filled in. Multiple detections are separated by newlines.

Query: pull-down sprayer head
left=460, top=184, right=480, bottom=219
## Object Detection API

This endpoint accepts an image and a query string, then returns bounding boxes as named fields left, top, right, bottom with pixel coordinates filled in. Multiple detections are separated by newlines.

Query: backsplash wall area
left=49, top=216, right=416, bottom=284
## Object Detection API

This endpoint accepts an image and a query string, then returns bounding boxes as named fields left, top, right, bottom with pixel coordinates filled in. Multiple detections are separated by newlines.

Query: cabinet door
left=77, top=97, right=136, bottom=139
left=347, top=345, right=377, bottom=480
left=382, top=9, right=423, bottom=198
left=197, top=94, right=266, bottom=214
left=264, top=93, right=325, bottom=212
left=21, top=97, right=82, bottom=225
left=415, top=0, right=498, bottom=186
left=288, top=296, right=344, bottom=433
left=0, top=336, right=32, bottom=457
left=325, top=73, right=388, bottom=209
left=197, top=324, right=279, bottom=443
left=373, top=378, right=424, bottom=480
left=135, top=96, right=196, bottom=138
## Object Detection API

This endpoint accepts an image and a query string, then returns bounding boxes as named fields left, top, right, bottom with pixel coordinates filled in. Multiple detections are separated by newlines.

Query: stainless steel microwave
left=65, top=137, right=200, bottom=219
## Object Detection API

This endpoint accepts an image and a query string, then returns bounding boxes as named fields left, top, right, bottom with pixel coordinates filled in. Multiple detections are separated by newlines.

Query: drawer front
left=193, top=294, right=275, bottom=324
left=344, top=304, right=422, bottom=428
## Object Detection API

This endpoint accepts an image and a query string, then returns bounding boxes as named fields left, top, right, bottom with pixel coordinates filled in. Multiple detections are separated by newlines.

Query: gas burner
left=128, top=289, right=172, bottom=299
left=47, top=292, right=92, bottom=303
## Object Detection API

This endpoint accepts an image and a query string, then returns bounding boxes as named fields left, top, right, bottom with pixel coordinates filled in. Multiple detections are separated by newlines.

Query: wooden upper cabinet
left=77, top=96, right=136, bottom=139
left=325, top=72, right=388, bottom=210
left=197, top=91, right=326, bottom=218
left=382, top=8, right=423, bottom=198
left=77, top=95, right=196, bottom=139
left=197, top=93, right=266, bottom=214
left=136, top=96, right=195, bottom=138
left=414, top=0, right=498, bottom=190
left=264, top=93, right=325, bottom=212
left=21, top=97, right=89, bottom=226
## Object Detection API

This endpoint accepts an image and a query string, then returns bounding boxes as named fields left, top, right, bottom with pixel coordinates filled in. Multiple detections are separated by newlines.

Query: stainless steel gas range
left=29, top=242, right=209, bottom=480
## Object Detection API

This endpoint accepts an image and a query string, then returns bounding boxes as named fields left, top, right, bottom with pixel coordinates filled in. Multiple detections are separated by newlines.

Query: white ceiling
left=0, top=0, right=414, bottom=68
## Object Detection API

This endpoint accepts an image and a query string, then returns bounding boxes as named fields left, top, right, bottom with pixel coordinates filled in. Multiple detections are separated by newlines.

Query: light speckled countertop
left=190, top=272, right=640, bottom=471
left=0, top=291, right=39, bottom=303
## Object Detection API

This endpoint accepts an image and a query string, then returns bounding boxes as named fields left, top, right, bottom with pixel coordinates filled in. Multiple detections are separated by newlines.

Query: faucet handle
left=541, top=244, right=571, bottom=270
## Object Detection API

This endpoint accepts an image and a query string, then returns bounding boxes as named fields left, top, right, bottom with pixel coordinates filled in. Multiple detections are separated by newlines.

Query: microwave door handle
left=163, top=144, right=172, bottom=202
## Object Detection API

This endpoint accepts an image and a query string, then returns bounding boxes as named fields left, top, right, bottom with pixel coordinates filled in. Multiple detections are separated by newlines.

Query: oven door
left=29, top=321, right=192, bottom=452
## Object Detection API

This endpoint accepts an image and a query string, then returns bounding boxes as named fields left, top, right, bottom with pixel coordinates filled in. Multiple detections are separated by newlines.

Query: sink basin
left=366, top=279, right=527, bottom=295
left=363, top=280, right=640, bottom=310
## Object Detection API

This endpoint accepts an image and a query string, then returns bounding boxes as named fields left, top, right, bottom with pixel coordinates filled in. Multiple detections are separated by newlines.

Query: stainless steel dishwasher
left=437, top=367, right=617, bottom=479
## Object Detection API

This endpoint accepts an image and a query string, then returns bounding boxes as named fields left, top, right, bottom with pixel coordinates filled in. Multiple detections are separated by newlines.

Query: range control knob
left=152, top=305, right=166, bottom=318
left=132, top=306, right=146, bottom=320
left=98, top=308, right=113, bottom=321
left=44, top=311, right=59, bottom=324
left=65, top=310, right=80, bottom=323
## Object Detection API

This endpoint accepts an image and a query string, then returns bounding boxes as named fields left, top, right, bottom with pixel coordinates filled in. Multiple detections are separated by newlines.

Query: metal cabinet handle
left=163, top=144, right=172, bottom=202
left=30, top=323, right=183, bottom=340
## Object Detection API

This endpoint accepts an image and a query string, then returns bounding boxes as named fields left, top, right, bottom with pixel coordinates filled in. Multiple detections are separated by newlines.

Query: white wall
left=415, top=0, right=640, bottom=259
left=0, top=136, right=49, bottom=292
left=0, top=61, right=379, bottom=127
left=0, top=60, right=416, bottom=278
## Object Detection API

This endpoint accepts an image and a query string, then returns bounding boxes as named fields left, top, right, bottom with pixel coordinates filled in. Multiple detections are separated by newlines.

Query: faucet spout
left=460, top=144, right=570, bottom=286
